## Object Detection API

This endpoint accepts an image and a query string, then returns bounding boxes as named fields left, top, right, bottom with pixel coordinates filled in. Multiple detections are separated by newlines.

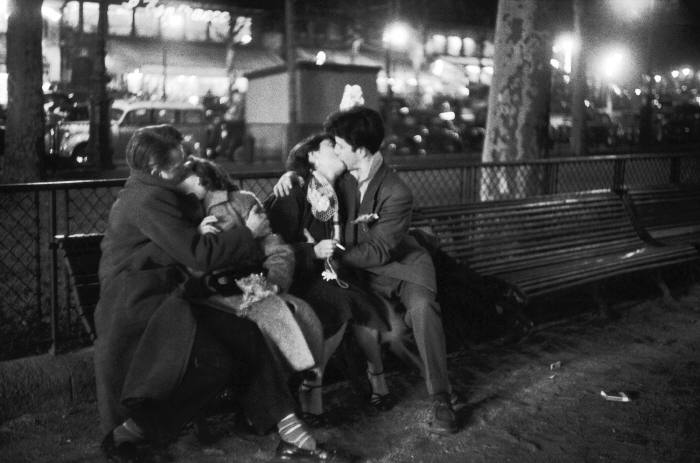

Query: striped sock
left=278, top=413, right=317, bottom=450
left=112, top=418, right=145, bottom=446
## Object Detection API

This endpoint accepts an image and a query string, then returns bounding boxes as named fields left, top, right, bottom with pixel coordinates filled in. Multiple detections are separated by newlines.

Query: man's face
left=333, top=136, right=362, bottom=171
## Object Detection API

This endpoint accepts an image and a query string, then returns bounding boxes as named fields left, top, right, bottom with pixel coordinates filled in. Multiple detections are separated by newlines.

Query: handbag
left=203, top=265, right=268, bottom=297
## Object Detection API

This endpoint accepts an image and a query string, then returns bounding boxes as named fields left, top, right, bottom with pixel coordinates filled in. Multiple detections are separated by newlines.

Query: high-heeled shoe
left=366, top=370, right=394, bottom=412
left=298, top=382, right=330, bottom=428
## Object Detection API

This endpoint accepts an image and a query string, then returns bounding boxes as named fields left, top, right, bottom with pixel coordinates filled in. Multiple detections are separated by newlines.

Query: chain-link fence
left=1, top=152, right=698, bottom=360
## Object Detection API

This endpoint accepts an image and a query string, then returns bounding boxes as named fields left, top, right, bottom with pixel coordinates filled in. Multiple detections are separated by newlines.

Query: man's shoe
left=427, top=394, right=458, bottom=435
left=275, top=440, right=354, bottom=462
left=101, top=432, right=142, bottom=462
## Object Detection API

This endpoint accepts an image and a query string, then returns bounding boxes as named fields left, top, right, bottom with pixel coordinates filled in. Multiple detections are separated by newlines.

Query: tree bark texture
left=483, top=0, right=554, bottom=164
left=88, top=0, right=112, bottom=169
left=3, top=0, right=45, bottom=183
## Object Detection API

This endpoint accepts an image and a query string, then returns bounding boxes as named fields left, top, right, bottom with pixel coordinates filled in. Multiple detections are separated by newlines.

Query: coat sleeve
left=339, top=180, right=413, bottom=269
left=259, top=234, right=295, bottom=292
left=267, top=187, right=318, bottom=276
left=137, top=188, right=258, bottom=273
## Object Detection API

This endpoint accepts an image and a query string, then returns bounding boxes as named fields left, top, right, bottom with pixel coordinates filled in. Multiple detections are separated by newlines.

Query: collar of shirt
left=354, top=152, right=383, bottom=203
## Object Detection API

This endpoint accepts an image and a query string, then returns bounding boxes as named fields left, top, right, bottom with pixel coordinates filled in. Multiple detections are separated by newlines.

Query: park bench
left=620, top=185, right=700, bottom=248
left=53, top=232, right=367, bottom=393
left=411, top=191, right=700, bottom=308
left=55, top=233, right=103, bottom=340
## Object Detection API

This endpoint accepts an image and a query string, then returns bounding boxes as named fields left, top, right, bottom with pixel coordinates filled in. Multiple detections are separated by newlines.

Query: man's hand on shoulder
left=272, top=171, right=303, bottom=197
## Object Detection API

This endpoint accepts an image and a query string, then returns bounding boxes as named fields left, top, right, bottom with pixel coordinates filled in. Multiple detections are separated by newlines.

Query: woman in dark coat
left=94, top=125, right=346, bottom=462
left=266, top=133, right=393, bottom=426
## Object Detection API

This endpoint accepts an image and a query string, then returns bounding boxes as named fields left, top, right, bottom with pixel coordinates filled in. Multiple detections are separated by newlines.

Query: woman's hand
left=314, top=239, right=338, bottom=259
left=246, top=205, right=271, bottom=239
left=273, top=171, right=304, bottom=197
left=198, top=215, right=220, bottom=235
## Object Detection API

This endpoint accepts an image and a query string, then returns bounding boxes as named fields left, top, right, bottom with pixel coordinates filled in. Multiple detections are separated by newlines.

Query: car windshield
left=110, top=108, right=124, bottom=122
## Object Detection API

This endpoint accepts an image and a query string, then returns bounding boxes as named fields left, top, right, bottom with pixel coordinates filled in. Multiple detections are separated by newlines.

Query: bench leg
left=592, top=282, right=614, bottom=319
left=650, top=269, right=673, bottom=300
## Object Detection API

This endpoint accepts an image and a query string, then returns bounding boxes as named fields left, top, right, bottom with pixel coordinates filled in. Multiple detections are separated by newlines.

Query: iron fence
left=1, top=152, right=698, bottom=360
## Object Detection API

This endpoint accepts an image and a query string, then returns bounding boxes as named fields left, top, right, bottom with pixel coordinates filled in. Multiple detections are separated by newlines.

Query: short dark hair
left=324, top=106, right=385, bottom=154
left=183, top=155, right=238, bottom=192
left=125, top=124, right=184, bottom=176
left=285, top=132, right=334, bottom=179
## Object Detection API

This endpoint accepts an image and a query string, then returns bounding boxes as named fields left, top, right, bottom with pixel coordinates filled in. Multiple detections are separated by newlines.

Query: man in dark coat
left=326, top=106, right=459, bottom=435
left=95, top=125, right=348, bottom=462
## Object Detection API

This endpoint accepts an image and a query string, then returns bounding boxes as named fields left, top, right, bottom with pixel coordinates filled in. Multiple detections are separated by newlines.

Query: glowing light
left=550, top=59, right=560, bottom=69
left=601, top=51, right=624, bottom=78
left=41, top=6, right=62, bottom=23
left=168, top=14, right=183, bottom=27
left=239, top=35, right=252, bottom=45
left=672, top=70, right=680, bottom=78
left=635, top=88, right=642, bottom=95
left=315, top=51, right=326, bottom=66
left=383, top=22, right=410, bottom=49
left=683, top=68, right=692, bottom=76
left=439, top=111, right=455, bottom=121
left=553, top=35, right=575, bottom=73
left=432, top=59, right=444, bottom=76
left=608, top=0, right=655, bottom=20
left=188, top=95, right=199, bottom=105
left=654, top=75, right=661, bottom=82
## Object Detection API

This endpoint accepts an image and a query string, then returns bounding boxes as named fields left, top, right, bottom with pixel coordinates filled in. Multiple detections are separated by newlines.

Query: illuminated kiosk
left=244, top=61, right=381, bottom=162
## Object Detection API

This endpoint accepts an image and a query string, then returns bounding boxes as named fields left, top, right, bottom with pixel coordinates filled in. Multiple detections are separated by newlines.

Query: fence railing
left=1, top=152, right=699, bottom=360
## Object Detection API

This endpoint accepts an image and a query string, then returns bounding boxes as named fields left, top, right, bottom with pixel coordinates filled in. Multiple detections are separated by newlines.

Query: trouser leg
left=398, top=281, right=451, bottom=396
left=129, top=323, right=236, bottom=441
left=194, top=308, right=296, bottom=433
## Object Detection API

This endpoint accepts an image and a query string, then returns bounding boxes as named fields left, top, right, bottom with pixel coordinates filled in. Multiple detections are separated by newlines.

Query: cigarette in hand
left=335, top=243, right=345, bottom=250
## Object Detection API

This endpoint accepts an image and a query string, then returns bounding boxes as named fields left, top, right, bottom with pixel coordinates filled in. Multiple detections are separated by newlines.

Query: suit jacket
left=338, top=161, right=436, bottom=293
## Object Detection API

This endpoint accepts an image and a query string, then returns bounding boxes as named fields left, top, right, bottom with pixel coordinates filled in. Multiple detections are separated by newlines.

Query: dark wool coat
left=338, top=162, right=436, bottom=293
left=94, top=173, right=259, bottom=437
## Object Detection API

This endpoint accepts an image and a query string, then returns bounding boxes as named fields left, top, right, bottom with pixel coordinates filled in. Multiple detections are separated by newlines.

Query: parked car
left=53, top=100, right=209, bottom=165
left=549, top=107, right=618, bottom=150
left=658, top=104, right=700, bottom=144
left=380, top=97, right=467, bottom=156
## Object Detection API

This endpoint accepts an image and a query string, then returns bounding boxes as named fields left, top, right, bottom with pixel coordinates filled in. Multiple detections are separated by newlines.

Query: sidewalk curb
left=0, top=347, right=95, bottom=423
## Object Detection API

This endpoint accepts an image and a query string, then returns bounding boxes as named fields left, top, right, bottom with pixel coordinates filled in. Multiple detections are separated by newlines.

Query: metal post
left=285, top=0, right=298, bottom=159
left=49, top=189, right=59, bottom=355
left=669, top=155, right=681, bottom=185
left=613, top=158, right=626, bottom=190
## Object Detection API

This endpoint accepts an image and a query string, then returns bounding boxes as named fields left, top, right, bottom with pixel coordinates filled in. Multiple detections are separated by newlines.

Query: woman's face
left=309, top=139, right=346, bottom=179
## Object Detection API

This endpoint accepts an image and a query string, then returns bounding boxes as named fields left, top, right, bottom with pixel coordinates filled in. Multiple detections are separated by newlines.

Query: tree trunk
left=570, top=0, right=589, bottom=156
left=482, top=0, right=554, bottom=198
left=88, top=0, right=112, bottom=169
left=2, top=0, right=45, bottom=183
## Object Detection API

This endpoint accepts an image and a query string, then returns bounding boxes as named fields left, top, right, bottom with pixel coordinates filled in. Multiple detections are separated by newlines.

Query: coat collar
left=204, top=189, right=228, bottom=211
left=127, top=171, right=183, bottom=194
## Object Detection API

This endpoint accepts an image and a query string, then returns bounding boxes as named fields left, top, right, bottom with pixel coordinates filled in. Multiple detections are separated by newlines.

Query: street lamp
left=382, top=21, right=410, bottom=146
left=383, top=22, right=410, bottom=96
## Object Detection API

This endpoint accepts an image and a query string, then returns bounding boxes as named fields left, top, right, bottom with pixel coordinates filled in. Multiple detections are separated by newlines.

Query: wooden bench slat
left=412, top=190, right=700, bottom=301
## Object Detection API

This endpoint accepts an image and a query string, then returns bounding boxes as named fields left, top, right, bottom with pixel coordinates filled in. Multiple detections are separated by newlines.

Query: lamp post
left=383, top=22, right=409, bottom=143
left=639, top=0, right=655, bottom=145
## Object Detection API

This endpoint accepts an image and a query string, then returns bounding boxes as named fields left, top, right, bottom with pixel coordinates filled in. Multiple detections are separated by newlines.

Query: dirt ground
left=2, top=282, right=700, bottom=463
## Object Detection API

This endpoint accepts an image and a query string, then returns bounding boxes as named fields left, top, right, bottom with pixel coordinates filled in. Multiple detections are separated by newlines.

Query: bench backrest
left=56, top=233, right=103, bottom=339
left=623, top=185, right=700, bottom=245
left=412, top=192, right=642, bottom=277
